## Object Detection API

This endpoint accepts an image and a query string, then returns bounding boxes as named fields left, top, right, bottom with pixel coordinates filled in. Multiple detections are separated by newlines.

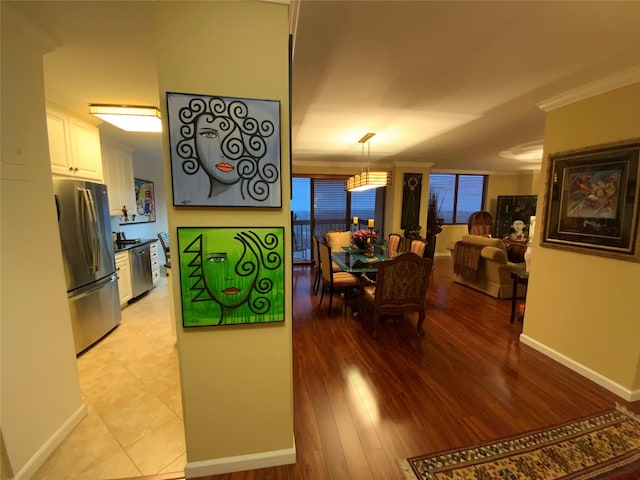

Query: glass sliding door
left=291, top=177, right=311, bottom=261
left=313, top=179, right=349, bottom=244
left=350, top=189, right=379, bottom=229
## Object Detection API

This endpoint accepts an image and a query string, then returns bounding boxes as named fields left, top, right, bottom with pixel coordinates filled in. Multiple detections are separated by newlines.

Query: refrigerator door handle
left=79, top=188, right=100, bottom=273
left=84, top=188, right=101, bottom=272
left=68, top=273, right=118, bottom=300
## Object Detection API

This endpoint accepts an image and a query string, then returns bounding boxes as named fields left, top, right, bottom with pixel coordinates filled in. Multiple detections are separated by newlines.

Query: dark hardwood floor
left=188, top=257, right=634, bottom=479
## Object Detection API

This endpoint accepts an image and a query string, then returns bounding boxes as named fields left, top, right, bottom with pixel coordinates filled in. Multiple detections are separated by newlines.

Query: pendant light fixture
left=89, top=104, right=162, bottom=132
left=345, top=132, right=391, bottom=192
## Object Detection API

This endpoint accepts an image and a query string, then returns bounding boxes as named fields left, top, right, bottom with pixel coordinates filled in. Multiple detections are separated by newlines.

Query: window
left=429, top=174, right=487, bottom=224
left=291, top=176, right=386, bottom=262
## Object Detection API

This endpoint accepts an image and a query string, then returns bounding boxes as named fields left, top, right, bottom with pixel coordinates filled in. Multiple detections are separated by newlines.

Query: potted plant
left=425, top=192, right=445, bottom=258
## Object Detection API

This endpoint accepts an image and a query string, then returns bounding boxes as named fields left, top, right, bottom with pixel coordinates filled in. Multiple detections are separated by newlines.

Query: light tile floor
left=33, top=275, right=185, bottom=480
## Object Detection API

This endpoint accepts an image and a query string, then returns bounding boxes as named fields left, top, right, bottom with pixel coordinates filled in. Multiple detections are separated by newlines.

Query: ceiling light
left=345, top=133, right=391, bottom=192
left=89, top=104, right=162, bottom=133
left=500, top=140, right=544, bottom=162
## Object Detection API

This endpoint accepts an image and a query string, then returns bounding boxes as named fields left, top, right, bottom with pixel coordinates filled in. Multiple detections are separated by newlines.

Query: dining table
left=331, top=246, right=391, bottom=273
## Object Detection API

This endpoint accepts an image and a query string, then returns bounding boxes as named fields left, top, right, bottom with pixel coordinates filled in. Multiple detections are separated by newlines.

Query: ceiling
left=11, top=1, right=640, bottom=173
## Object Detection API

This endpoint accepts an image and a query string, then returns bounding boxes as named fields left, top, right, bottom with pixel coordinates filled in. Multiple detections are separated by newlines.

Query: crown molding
left=393, top=161, right=435, bottom=169
left=537, top=66, right=640, bottom=112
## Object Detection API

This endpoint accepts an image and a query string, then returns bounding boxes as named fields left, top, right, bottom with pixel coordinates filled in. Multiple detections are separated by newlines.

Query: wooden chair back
left=325, top=230, right=352, bottom=249
left=318, top=240, right=334, bottom=284
left=317, top=240, right=359, bottom=315
left=157, top=232, right=171, bottom=268
left=365, top=253, right=433, bottom=336
left=312, top=235, right=322, bottom=294
left=388, top=233, right=401, bottom=257
left=410, top=239, right=426, bottom=257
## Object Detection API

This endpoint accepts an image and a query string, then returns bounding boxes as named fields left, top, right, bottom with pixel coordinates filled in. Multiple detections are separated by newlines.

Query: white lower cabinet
left=115, top=251, right=133, bottom=307
left=150, top=242, right=160, bottom=284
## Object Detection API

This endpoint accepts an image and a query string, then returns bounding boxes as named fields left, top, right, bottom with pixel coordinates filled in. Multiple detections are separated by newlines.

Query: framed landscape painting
left=177, top=227, right=285, bottom=327
left=541, top=139, right=640, bottom=262
left=166, top=92, right=282, bottom=208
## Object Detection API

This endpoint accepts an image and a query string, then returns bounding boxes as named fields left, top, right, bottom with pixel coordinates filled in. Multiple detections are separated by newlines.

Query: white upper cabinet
left=46, top=105, right=103, bottom=182
left=101, top=142, right=136, bottom=217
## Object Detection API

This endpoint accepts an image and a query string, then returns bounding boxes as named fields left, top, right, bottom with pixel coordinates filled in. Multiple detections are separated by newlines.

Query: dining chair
left=325, top=230, right=352, bottom=250
left=318, top=241, right=360, bottom=316
left=360, top=252, right=433, bottom=338
left=157, top=232, right=171, bottom=274
left=312, top=235, right=322, bottom=295
left=388, top=233, right=401, bottom=257
left=313, top=235, right=343, bottom=296
left=410, top=239, right=426, bottom=258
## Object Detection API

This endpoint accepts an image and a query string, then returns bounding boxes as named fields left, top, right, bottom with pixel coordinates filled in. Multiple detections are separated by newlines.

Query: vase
left=425, top=234, right=436, bottom=259
left=524, top=243, right=533, bottom=272
left=353, top=239, right=367, bottom=251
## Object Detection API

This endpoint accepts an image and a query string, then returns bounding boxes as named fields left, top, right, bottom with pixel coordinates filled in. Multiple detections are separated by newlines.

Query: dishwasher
left=130, top=243, right=154, bottom=298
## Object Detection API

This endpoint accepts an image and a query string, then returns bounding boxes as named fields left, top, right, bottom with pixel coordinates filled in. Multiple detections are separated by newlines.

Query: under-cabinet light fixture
left=89, top=104, right=162, bottom=133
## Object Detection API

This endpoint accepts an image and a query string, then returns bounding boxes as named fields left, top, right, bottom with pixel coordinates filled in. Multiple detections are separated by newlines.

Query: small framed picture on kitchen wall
left=120, top=178, right=156, bottom=224
left=166, top=92, right=282, bottom=208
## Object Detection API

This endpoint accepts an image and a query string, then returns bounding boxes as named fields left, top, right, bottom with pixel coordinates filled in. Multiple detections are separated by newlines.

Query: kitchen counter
left=114, top=237, right=157, bottom=253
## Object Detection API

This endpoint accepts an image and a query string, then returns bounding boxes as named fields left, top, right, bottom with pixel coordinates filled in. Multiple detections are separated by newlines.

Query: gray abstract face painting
left=167, top=92, right=281, bottom=207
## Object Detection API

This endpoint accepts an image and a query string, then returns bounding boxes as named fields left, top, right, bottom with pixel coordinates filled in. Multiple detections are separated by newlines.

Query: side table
left=510, top=270, right=529, bottom=323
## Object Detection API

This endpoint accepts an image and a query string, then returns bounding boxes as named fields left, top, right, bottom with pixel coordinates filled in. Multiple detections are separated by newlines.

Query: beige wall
left=1, top=5, right=85, bottom=479
left=522, top=82, right=640, bottom=396
left=152, top=2, right=294, bottom=474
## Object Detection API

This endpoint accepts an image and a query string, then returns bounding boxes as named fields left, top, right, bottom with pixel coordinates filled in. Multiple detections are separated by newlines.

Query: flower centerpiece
left=352, top=228, right=378, bottom=251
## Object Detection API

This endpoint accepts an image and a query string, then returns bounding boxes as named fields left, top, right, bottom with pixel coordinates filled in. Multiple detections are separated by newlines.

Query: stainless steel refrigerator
left=53, top=179, right=122, bottom=354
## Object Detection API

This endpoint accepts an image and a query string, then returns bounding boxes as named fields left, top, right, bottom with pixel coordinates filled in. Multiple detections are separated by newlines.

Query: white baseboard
left=184, top=445, right=296, bottom=478
left=13, top=404, right=87, bottom=480
left=520, top=334, right=639, bottom=402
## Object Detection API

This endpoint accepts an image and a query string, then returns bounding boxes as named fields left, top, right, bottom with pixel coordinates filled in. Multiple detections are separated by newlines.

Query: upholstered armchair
left=447, top=235, right=526, bottom=299
left=467, top=210, right=494, bottom=237
left=360, top=253, right=433, bottom=338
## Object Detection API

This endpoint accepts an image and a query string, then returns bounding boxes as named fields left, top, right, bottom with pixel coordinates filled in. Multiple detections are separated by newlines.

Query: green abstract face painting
left=177, top=227, right=284, bottom=327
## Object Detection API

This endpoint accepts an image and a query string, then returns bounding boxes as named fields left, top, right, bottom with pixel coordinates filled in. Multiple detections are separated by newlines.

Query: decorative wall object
left=494, top=195, right=537, bottom=239
left=541, top=139, right=640, bottom=262
left=166, top=92, right=281, bottom=207
left=177, top=227, right=285, bottom=327
left=401, top=173, right=422, bottom=230
left=120, top=178, right=155, bottom=224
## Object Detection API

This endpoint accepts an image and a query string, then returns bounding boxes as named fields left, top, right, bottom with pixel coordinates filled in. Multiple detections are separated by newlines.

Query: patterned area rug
left=399, top=405, right=640, bottom=479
